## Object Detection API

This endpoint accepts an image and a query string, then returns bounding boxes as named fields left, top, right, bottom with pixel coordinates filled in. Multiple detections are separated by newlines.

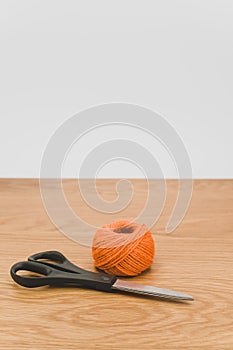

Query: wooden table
left=1, top=179, right=233, bottom=350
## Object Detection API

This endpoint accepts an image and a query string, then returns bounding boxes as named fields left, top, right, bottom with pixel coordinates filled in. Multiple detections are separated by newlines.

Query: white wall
left=0, top=0, right=232, bottom=178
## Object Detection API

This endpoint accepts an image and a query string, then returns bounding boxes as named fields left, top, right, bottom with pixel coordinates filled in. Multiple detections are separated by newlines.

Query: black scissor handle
left=28, top=251, right=87, bottom=274
left=10, top=261, right=53, bottom=288
left=10, top=259, right=117, bottom=291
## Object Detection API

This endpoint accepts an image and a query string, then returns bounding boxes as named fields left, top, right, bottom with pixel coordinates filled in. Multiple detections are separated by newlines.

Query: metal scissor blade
left=111, top=279, right=194, bottom=301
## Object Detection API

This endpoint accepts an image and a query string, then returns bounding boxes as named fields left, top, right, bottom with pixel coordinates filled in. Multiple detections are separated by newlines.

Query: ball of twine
left=92, top=220, right=155, bottom=276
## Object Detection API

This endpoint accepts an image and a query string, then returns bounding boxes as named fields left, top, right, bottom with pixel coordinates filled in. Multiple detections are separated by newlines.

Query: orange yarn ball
left=92, top=220, right=155, bottom=276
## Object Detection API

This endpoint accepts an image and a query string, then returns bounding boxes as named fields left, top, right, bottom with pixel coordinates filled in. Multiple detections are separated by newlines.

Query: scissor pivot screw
left=101, top=276, right=110, bottom=281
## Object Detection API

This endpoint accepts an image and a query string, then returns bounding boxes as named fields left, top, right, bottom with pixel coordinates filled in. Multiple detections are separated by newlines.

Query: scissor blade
left=111, top=279, right=194, bottom=301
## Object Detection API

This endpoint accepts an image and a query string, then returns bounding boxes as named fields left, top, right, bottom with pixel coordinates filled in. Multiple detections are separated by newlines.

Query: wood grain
left=0, top=179, right=233, bottom=350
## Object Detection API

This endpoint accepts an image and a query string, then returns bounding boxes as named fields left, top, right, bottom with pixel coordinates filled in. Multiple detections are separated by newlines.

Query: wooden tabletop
left=1, top=179, right=233, bottom=350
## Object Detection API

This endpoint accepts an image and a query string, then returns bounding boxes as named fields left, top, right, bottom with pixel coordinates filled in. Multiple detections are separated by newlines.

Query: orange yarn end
left=92, top=220, right=155, bottom=276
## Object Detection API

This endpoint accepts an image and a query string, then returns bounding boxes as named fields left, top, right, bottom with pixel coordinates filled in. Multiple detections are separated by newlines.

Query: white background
left=0, top=0, right=232, bottom=178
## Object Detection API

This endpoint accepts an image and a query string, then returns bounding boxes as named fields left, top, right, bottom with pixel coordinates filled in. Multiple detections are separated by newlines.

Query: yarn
left=92, top=220, right=155, bottom=276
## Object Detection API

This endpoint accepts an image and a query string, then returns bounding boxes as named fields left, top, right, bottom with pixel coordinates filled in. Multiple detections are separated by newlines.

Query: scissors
left=10, top=251, right=194, bottom=301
